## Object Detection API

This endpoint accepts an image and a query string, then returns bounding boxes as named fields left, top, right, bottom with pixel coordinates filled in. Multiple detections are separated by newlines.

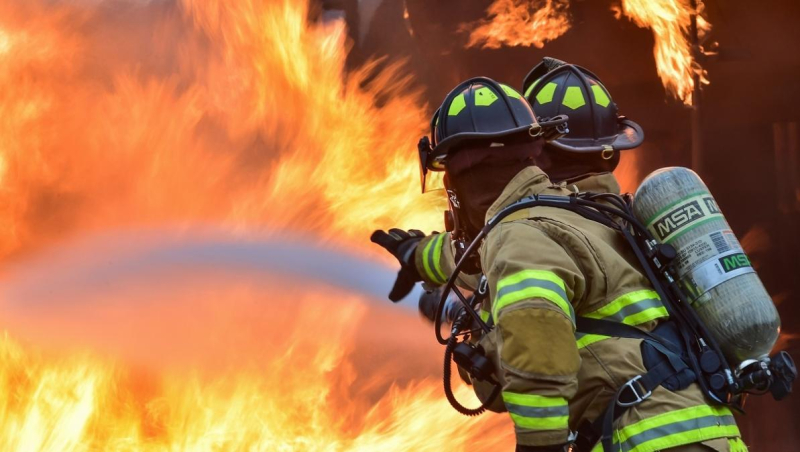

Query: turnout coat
left=415, top=166, right=746, bottom=452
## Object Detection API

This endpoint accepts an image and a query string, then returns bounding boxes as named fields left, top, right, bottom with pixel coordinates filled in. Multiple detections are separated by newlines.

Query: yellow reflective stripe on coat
left=584, top=290, right=667, bottom=325
left=480, top=308, right=491, bottom=322
left=494, top=270, right=574, bottom=322
left=589, top=405, right=741, bottom=452
left=502, top=392, right=569, bottom=431
left=479, top=309, right=490, bottom=322
left=577, top=290, right=669, bottom=349
left=575, top=333, right=607, bottom=349
left=421, top=234, right=447, bottom=285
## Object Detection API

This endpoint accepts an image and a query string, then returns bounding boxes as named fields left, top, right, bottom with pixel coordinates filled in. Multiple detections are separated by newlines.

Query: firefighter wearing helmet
left=371, top=62, right=747, bottom=452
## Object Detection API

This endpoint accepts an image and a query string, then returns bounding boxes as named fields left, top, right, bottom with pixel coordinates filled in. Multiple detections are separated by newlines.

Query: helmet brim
left=426, top=124, right=536, bottom=171
left=547, top=118, right=644, bottom=153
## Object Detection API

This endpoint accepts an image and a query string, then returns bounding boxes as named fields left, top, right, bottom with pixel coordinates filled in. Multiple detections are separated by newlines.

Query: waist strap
left=574, top=317, right=693, bottom=452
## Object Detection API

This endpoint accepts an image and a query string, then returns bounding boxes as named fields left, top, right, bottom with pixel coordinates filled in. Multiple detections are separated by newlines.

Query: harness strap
left=574, top=317, right=693, bottom=451
left=485, top=196, right=714, bottom=450
left=576, top=317, right=660, bottom=343
left=574, top=361, right=681, bottom=451
left=499, top=208, right=535, bottom=223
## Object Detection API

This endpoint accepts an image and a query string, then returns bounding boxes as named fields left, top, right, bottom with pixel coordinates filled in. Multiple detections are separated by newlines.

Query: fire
left=0, top=0, right=519, bottom=449
left=0, top=258, right=514, bottom=450
left=0, top=0, right=445, bottom=261
left=0, top=0, right=673, bottom=448
left=617, top=0, right=711, bottom=104
left=464, top=0, right=571, bottom=49
left=464, top=0, right=711, bottom=105
left=614, top=149, right=641, bottom=194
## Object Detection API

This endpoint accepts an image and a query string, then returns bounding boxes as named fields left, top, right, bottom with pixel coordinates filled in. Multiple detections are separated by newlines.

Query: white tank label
left=645, top=192, right=724, bottom=243
left=675, top=229, right=743, bottom=276
left=681, top=249, right=755, bottom=302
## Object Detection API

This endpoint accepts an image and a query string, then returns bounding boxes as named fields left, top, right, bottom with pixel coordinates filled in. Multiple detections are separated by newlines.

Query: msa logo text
left=720, top=253, right=751, bottom=273
left=653, top=200, right=706, bottom=240
left=703, top=197, right=721, bottom=215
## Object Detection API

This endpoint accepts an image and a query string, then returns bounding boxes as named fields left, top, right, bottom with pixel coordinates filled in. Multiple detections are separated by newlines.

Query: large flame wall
left=0, top=0, right=446, bottom=262
left=0, top=0, right=652, bottom=450
left=0, top=231, right=514, bottom=451
left=0, top=0, right=511, bottom=450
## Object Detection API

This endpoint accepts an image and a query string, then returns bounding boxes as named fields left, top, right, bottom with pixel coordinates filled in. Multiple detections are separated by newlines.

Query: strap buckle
left=617, top=375, right=652, bottom=407
left=477, top=275, right=489, bottom=296
left=529, top=123, right=543, bottom=137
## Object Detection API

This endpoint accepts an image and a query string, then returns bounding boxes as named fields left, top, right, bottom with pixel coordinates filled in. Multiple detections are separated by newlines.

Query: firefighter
left=371, top=67, right=747, bottom=452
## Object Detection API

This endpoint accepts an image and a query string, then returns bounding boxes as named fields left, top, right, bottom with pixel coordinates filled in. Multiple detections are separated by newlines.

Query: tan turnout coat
left=415, top=167, right=746, bottom=451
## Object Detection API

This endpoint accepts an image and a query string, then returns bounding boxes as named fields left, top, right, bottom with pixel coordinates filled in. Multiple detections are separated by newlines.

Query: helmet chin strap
left=443, top=187, right=483, bottom=275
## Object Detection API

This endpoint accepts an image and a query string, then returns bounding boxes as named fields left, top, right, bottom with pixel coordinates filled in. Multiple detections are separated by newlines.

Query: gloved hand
left=516, top=444, right=571, bottom=452
left=370, top=228, right=425, bottom=302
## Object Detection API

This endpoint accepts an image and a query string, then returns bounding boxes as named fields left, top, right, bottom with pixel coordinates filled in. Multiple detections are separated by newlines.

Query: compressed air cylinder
left=633, top=167, right=780, bottom=365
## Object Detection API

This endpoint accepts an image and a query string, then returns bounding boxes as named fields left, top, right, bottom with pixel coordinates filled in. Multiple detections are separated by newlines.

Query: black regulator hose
left=434, top=228, right=491, bottom=345
left=443, top=334, right=501, bottom=416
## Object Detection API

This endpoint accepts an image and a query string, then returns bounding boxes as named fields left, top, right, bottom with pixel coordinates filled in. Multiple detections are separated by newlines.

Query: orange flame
left=464, top=0, right=711, bottom=105
left=0, top=266, right=514, bottom=450
left=617, top=0, right=711, bottom=105
left=464, top=0, right=571, bottom=49
left=0, top=0, right=446, bottom=261
left=0, top=0, right=522, bottom=449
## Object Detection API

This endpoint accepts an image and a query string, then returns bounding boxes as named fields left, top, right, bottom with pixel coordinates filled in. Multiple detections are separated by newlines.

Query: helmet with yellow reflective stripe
left=521, top=57, right=644, bottom=154
left=423, top=77, right=539, bottom=172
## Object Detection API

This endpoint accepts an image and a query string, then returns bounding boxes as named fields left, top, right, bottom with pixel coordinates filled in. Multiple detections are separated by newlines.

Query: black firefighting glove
left=516, top=444, right=571, bottom=452
left=370, top=228, right=425, bottom=302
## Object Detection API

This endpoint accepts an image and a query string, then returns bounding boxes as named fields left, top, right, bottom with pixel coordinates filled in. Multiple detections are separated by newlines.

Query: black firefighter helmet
left=418, top=76, right=567, bottom=192
left=521, top=57, right=643, bottom=155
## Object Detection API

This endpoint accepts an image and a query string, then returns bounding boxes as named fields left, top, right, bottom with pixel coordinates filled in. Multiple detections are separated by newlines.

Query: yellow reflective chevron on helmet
left=501, top=84, right=522, bottom=99
left=535, top=82, right=558, bottom=105
left=524, top=79, right=540, bottom=98
left=562, top=86, right=586, bottom=110
left=448, top=93, right=467, bottom=116
left=474, top=86, right=499, bottom=106
left=591, top=84, right=611, bottom=107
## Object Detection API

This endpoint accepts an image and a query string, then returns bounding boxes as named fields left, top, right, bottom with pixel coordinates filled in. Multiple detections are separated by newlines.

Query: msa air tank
left=633, top=167, right=780, bottom=365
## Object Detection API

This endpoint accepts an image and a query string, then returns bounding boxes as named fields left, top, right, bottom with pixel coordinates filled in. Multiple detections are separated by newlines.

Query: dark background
left=323, top=0, right=800, bottom=447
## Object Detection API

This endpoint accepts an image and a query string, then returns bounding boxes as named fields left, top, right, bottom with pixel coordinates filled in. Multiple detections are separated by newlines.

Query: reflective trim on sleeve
left=590, top=405, right=741, bottom=452
left=431, top=233, right=447, bottom=282
left=502, top=392, right=569, bottom=431
left=584, top=290, right=667, bottom=325
left=421, top=234, right=447, bottom=285
left=494, top=270, right=574, bottom=322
